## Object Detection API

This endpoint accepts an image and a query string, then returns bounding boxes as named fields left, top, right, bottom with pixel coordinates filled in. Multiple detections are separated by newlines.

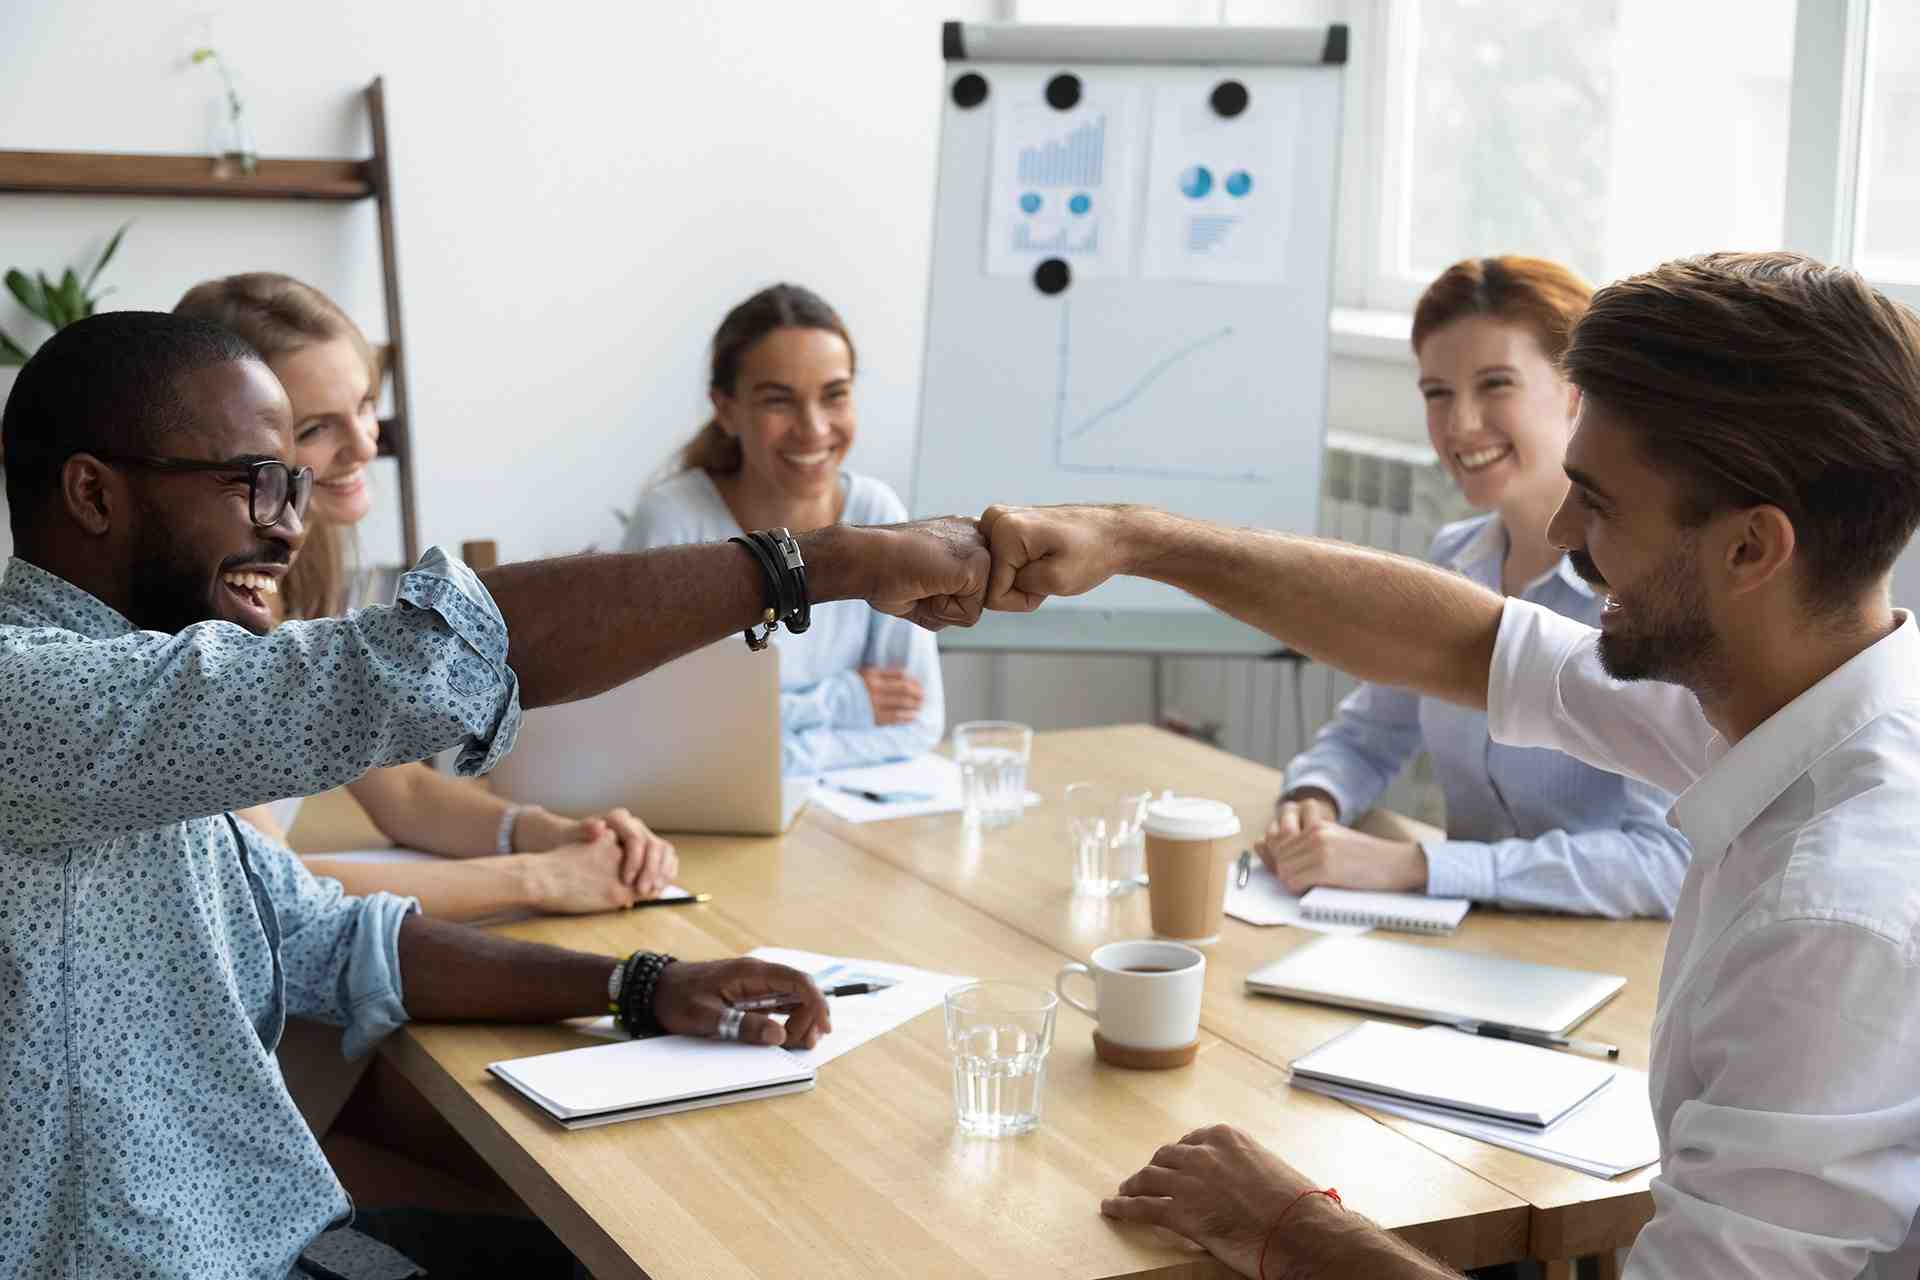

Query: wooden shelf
left=0, top=150, right=373, bottom=201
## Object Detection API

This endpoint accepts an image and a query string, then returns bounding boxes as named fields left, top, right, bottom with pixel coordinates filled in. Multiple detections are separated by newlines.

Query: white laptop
left=489, top=640, right=809, bottom=836
left=1246, top=934, right=1625, bottom=1036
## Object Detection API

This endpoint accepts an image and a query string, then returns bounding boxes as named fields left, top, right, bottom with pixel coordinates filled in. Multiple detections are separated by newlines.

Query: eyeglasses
left=89, top=454, right=314, bottom=529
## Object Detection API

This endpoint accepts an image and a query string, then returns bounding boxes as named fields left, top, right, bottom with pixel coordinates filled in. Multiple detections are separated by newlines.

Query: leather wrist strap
left=728, top=528, right=811, bottom=650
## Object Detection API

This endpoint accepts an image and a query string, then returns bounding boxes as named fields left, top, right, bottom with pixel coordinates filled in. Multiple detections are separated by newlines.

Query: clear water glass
left=1066, top=782, right=1149, bottom=897
left=944, top=981, right=1056, bottom=1138
left=953, top=721, right=1032, bottom=831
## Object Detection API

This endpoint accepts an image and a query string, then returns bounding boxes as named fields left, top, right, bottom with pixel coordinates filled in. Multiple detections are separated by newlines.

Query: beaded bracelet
left=1258, top=1187, right=1342, bottom=1280
left=616, top=950, right=678, bottom=1038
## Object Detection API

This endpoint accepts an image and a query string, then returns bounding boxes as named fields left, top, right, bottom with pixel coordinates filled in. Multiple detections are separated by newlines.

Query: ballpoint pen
left=1234, top=849, right=1254, bottom=889
left=832, top=785, right=934, bottom=804
left=729, top=982, right=893, bottom=1012
left=1448, top=1018, right=1620, bottom=1060
left=628, top=892, right=711, bottom=909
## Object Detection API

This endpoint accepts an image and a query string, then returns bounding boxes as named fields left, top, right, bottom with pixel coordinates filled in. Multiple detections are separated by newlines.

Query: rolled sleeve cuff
left=1279, top=766, right=1358, bottom=822
left=340, top=891, right=419, bottom=1059
left=395, top=547, right=522, bottom=776
left=1487, top=598, right=1584, bottom=752
left=1422, top=839, right=1497, bottom=902
left=824, top=668, right=875, bottom=730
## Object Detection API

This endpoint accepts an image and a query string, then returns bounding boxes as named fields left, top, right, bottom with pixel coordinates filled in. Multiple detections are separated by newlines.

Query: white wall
left=0, top=0, right=998, bottom=564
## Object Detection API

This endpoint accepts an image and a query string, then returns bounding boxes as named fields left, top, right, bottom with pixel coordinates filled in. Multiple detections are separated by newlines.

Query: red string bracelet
left=1258, top=1187, right=1343, bottom=1280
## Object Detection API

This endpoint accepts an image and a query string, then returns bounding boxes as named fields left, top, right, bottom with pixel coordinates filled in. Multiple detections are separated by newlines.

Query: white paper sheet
left=1292, top=1028, right=1660, bottom=1179
left=1224, top=862, right=1372, bottom=935
left=1141, top=88, right=1294, bottom=284
left=577, top=945, right=973, bottom=1072
left=810, top=755, right=1039, bottom=824
left=985, top=89, right=1140, bottom=279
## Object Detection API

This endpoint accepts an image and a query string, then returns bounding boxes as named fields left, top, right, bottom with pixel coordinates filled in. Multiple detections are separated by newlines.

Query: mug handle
left=1056, top=962, right=1098, bottom=1017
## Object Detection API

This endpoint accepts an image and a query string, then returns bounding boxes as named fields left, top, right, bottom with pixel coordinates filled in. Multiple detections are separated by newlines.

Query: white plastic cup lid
left=1142, top=795, right=1241, bottom=841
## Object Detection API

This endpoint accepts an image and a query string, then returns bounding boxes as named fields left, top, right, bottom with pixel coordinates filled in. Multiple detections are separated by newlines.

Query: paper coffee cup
left=1142, top=796, right=1241, bottom=944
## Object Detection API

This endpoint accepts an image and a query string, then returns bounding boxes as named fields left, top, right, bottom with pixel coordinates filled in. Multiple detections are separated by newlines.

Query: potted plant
left=0, top=222, right=130, bottom=367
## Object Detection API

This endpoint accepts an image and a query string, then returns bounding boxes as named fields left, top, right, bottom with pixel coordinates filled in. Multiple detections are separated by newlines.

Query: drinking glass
left=943, top=981, right=1057, bottom=1138
left=952, top=721, right=1032, bottom=830
left=1065, top=782, right=1150, bottom=897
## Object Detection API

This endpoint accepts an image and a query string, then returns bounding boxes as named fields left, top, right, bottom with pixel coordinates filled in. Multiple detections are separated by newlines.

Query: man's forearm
left=479, top=526, right=868, bottom=709
left=1118, top=510, right=1503, bottom=710
left=396, top=914, right=610, bottom=1022
left=1279, top=1197, right=1464, bottom=1279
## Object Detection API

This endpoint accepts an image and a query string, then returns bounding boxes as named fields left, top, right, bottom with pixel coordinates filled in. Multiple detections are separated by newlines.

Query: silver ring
left=717, top=1007, right=745, bottom=1041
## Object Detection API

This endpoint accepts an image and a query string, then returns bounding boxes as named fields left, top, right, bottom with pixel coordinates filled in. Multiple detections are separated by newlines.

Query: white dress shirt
left=1489, top=600, right=1920, bottom=1278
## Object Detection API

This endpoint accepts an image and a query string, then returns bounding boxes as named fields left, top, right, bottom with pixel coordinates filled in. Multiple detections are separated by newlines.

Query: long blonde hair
left=173, top=273, right=380, bottom=620
left=674, top=283, right=857, bottom=476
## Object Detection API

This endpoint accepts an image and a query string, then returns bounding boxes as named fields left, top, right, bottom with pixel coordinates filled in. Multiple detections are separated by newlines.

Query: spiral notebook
left=1298, top=887, right=1470, bottom=934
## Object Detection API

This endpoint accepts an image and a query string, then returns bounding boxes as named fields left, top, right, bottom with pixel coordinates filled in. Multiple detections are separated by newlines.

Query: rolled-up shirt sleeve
left=238, top=820, right=417, bottom=1059
left=1487, top=599, right=1711, bottom=796
left=0, top=547, right=520, bottom=845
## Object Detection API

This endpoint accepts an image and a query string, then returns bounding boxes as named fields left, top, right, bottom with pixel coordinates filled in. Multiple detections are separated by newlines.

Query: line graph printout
left=1143, top=90, right=1294, bottom=284
left=1050, top=298, right=1270, bottom=483
left=986, top=91, right=1139, bottom=279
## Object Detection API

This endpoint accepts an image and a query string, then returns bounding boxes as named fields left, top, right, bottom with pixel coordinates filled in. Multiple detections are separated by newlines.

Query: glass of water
left=1065, top=782, right=1150, bottom=897
left=953, top=721, right=1032, bottom=830
left=944, top=981, right=1057, bottom=1138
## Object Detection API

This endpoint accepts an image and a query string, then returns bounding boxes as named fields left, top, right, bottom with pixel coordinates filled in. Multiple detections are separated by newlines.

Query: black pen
left=730, top=982, right=891, bottom=1012
left=1448, top=1018, right=1619, bottom=1060
left=628, top=892, right=711, bottom=910
left=831, top=785, right=934, bottom=804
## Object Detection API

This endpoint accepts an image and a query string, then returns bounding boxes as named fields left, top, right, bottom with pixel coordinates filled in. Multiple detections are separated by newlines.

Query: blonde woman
left=177, top=273, right=677, bottom=919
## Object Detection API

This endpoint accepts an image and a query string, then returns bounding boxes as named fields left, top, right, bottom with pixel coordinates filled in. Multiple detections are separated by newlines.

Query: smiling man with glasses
left=0, top=310, right=991, bottom=1279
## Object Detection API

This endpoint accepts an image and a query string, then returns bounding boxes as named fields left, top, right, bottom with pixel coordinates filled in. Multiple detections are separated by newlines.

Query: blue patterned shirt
left=1284, top=515, right=1691, bottom=918
left=0, top=550, right=521, bottom=1279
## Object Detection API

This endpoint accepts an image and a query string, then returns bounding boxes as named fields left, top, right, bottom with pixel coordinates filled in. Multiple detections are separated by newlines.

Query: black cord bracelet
left=728, top=534, right=783, bottom=651
left=728, top=527, right=811, bottom=648
left=617, top=950, right=677, bottom=1038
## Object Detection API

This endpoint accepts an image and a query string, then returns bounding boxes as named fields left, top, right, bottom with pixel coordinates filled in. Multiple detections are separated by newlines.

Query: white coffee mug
left=1055, top=939, right=1205, bottom=1050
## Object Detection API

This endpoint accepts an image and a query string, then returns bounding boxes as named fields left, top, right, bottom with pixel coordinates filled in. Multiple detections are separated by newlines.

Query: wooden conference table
left=292, top=726, right=1666, bottom=1279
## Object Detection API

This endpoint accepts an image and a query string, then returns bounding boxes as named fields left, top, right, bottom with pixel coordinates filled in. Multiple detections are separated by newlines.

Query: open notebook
left=489, top=1036, right=815, bottom=1130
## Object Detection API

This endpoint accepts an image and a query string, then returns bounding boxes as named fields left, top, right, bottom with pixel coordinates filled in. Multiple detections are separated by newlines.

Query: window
left=1375, top=0, right=1795, bottom=308
left=1856, top=0, right=1920, bottom=288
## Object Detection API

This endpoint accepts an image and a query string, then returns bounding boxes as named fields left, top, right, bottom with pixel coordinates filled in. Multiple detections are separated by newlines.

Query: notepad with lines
left=1298, top=887, right=1470, bottom=934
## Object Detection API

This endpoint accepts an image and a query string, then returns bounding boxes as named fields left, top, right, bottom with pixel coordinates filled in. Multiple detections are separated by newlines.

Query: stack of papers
left=1290, top=1023, right=1659, bottom=1177
left=576, top=946, right=973, bottom=1072
left=809, top=755, right=1040, bottom=824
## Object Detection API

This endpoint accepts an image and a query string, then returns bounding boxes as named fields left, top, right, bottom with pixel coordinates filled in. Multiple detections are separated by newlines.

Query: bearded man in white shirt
left=980, top=252, right=1920, bottom=1278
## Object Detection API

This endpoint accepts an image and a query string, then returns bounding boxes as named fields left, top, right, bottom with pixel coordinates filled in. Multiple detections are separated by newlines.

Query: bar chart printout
left=985, top=88, right=1138, bottom=279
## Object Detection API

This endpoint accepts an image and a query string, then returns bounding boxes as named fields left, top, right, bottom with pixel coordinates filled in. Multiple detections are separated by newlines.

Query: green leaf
left=5, top=269, right=48, bottom=325
left=0, top=326, right=30, bottom=366
left=191, top=48, right=216, bottom=64
left=57, top=268, right=86, bottom=328
left=33, top=271, right=64, bottom=328
left=84, top=221, right=129, bottom=294
left=58, top=269, right=87, bottom=330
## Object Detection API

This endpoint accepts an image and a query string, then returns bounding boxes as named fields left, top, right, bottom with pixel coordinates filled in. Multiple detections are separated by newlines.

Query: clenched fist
left=979, top=503, right=1142, bottom=612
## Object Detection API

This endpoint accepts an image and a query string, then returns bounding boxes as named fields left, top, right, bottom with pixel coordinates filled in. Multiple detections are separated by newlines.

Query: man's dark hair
left=2, top=310, right=263, bottom=534
left=1562, top=252, right=1920, bottom=612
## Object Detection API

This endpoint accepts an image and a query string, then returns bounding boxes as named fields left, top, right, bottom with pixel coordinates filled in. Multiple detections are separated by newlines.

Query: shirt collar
left=0, top=556, right=139, bottom=641
left=1441, top=517, right=1596, bottom=600
left=1669, top=610, right=1920, bottom=860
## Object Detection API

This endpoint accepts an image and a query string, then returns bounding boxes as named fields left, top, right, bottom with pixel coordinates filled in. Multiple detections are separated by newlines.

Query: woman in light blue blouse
left=1256, top=256, right=1689, bottom=918
left=623, top=284, right=943, bottom=775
